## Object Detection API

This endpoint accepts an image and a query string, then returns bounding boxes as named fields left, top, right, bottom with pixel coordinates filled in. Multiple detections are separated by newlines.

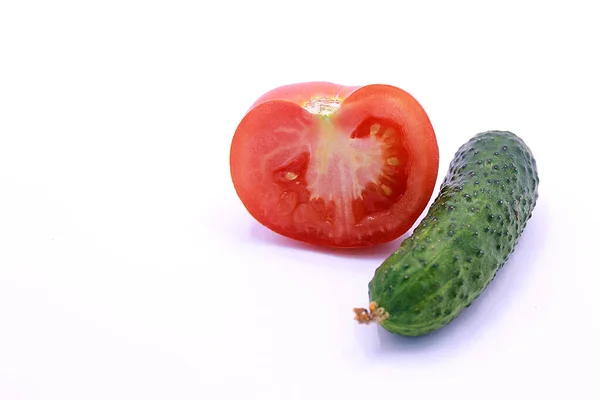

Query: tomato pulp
left=230, top=82, right=439, bottom=248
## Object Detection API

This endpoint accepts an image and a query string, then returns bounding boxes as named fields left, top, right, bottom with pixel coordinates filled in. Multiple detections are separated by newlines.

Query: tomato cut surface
left=230, top=82, right=439, bottom=248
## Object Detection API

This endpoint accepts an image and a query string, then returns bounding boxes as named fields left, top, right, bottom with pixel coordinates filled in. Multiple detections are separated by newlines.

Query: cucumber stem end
left=353, top=302, right=389, bottom=325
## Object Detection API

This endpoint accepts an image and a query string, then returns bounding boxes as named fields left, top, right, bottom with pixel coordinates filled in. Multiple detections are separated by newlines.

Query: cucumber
left=354, top=130, right=539, bottom=336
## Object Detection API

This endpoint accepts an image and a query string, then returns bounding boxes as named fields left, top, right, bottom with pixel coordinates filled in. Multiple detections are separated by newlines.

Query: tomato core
left=265, top=113, right=410, bottom=239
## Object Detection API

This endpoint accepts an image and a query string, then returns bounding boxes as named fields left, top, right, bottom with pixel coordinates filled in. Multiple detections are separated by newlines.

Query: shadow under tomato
left=249, top=222, right=412, bottom=261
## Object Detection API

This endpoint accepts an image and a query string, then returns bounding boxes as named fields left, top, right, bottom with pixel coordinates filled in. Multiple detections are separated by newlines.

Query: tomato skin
left=248, top=82, right=359, bottom=110
left=230, top=82, right=439, bottom=248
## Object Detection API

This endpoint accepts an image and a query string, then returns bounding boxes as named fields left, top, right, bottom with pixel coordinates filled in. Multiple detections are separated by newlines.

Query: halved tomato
left=230, top=82, right=439, bottom=248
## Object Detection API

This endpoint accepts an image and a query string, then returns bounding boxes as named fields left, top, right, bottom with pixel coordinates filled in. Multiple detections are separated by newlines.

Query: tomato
left=230, top=82, right=439, bottom=248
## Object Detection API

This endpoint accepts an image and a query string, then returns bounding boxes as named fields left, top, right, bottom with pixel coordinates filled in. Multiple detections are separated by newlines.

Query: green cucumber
left=354, top=130, right=539, bottom=336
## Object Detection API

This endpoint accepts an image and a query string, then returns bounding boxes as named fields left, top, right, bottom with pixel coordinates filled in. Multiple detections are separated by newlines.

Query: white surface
left=1, top=1, right=599, bottom=399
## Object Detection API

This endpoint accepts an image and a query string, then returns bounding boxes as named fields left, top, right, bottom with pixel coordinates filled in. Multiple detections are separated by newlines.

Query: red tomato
left=230, top=82, right=439, bottom=248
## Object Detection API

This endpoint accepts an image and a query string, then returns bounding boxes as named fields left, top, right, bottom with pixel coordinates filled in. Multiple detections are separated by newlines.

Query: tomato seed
left=285, top=172, right=298, bottom=180
left=370, top=124, right=381, bottom=135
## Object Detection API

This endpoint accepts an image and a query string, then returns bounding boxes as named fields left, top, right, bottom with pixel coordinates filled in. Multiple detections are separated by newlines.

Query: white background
left=1, top=1, right=599, bottom=399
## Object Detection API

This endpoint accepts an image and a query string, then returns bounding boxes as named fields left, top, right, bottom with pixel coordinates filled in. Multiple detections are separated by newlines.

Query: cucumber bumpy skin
left=354, top=131, right=539, bottom=336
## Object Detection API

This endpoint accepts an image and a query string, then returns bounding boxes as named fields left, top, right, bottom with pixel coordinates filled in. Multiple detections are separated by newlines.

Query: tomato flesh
left=230, top=82, right=439, bottom=248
